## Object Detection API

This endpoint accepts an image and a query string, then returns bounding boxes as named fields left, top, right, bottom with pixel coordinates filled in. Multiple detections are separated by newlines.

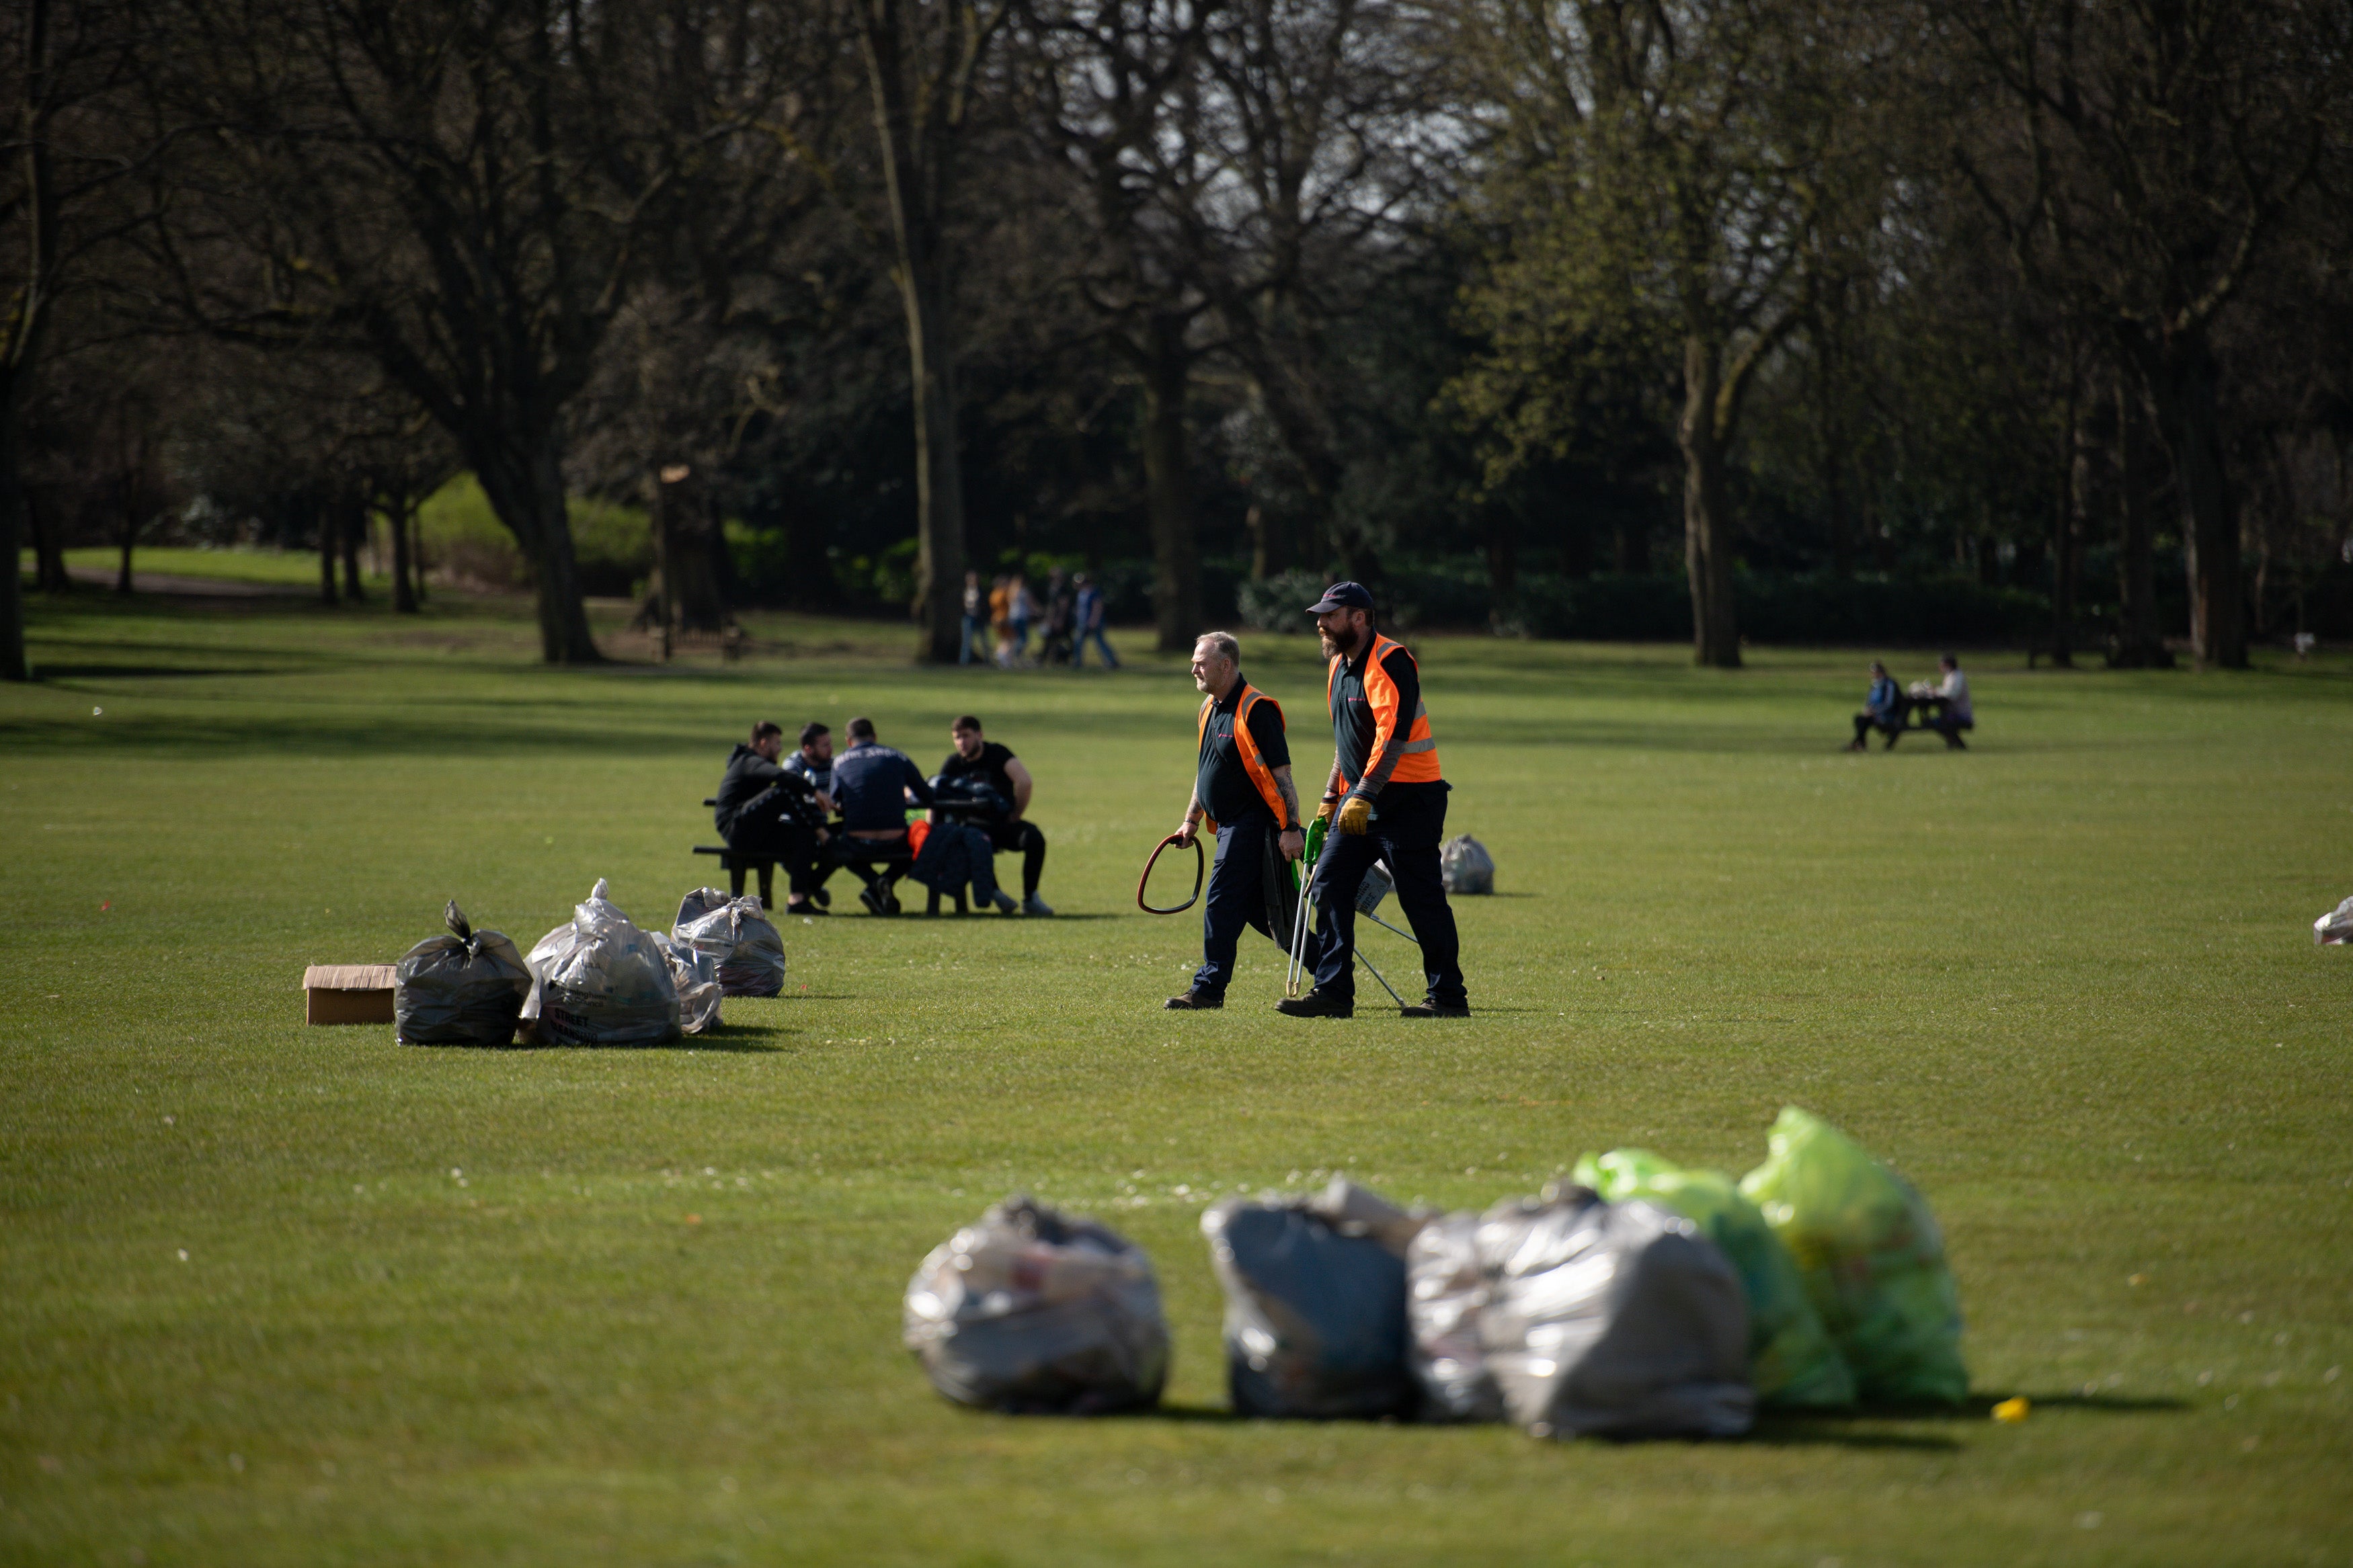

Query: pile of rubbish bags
left=393, top=901, right=532, bottom=1046
left=903, top=1195, right=1170, bottom=1413
left=672, top=888, right=788, bottom=995
left=521, top=878, right=684, bottom=1047
left=903, top=1108, right=1968, bottom=1434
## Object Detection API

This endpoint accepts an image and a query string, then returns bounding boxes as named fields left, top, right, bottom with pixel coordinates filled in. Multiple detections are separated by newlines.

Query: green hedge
left=417, top=476, right=653, bottom=598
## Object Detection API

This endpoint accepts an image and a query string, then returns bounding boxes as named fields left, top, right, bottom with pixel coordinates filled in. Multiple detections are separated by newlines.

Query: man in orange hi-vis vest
left=1164, top=631, right=1320, bottom=1009
left=1279, top=581, right=1468, bottom=1018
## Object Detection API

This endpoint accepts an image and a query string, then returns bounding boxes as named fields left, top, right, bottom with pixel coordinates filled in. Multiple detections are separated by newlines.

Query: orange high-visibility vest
left=1196, top=682, right=1291, bottom=833
left=1328, top=633, right=1441, bottom=789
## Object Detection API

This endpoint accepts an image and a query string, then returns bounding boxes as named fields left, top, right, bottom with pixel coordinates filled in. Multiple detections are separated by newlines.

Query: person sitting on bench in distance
left=1923, top=653, right=1972, bottom=749
left=713, top=720, right=833, bottom=916
left=829, top=716, right=936, bottom=915
left=1848, top=660, right=1904, bottom=751
left=939, top=715, right=1053, bottom=916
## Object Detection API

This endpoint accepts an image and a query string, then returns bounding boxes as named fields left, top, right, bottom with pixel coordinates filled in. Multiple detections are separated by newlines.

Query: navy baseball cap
left=1306, top=580, right=1375, bottom=614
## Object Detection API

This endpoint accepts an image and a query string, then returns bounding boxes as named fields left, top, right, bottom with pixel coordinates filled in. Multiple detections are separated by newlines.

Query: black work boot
left=1400, top=1001, right=1470, bottom=1018
left=1164, top=991, right=1223, bottom=1010
left=1275, top=991, right=1353, bottom=1018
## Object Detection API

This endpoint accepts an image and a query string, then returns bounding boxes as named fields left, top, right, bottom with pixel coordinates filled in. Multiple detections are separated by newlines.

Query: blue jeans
left=960, top=614, right=984, bottom=664
left=1074, top=626, right=1120, bottom=668
left=1308, top=782, right=1465, bottom=1007
left=1193, top=815, right=1320, bottom=998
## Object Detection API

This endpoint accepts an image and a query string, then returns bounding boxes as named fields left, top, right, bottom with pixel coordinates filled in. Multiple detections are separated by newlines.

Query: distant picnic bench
left=695, top=797, right=996, bottom=916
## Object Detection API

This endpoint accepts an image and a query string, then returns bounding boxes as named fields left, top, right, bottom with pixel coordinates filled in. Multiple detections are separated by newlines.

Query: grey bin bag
left=1201, top=1178, right=1427, bottom=1419
left=1405, top=1210, right=1506, bottom=1422
left=1441, top=835, right=1494, bottom=895
left=903, top=1195, right=1170, bottom=1414
left=1476, top=1188, right=1755, bottom=1438
left=520, top=878, right=682, bottom=1047
left=394, top=901, right=532, bottom=1046
left=673, top=888, right=787, bottom=996
left=651, top=932, right=722, bottom=1034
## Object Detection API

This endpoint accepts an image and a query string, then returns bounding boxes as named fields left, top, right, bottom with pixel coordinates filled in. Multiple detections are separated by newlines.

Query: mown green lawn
left=3, top=587, right=2349, bottom=1567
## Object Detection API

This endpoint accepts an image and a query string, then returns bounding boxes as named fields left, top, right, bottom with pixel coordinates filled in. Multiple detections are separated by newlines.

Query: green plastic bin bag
left=1737, top=1108, right=1968, bottom=1406
left=1573, top=1148, right=1856, bottom=1409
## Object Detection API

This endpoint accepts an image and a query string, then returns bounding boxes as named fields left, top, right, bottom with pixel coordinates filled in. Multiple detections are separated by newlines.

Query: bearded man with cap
left=1279, top=581, right=1469, bottom=1018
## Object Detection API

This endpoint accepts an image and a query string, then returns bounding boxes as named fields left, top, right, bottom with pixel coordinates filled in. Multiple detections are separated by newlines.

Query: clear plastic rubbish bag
left=1441, top=835, right=1494, bottom=895
left=1738, top=1107, right=1968, bottom=1406
left=1201, top=1178, right=1425, bottom=1419
left=520, top=878, right=681, bottom=1047
left=903, top=1195, right=1169, bottom=1413
left=393, top=901, right=532, bottom=1046
left=672, top=887, right=787, bottom=996
left=651, top=932, right=722, bottom=1034
left=1573, top=1148, right=1854, bottom=1408
left=1405, top=1210, right=1505, bottom=1422
left=1475, top=1188, right=1755, bottom=1438
left=2315, top=895, right=2353, bottom=946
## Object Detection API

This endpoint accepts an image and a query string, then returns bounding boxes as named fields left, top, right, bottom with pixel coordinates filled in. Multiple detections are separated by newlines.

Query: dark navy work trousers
left=1193, top=814, right=1321, bottom=999
left=1308, top=782, right=1466, bottom=1007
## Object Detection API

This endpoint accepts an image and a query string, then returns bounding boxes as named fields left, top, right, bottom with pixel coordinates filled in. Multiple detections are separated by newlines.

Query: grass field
left=3, top=585, right=2350, bottom=1567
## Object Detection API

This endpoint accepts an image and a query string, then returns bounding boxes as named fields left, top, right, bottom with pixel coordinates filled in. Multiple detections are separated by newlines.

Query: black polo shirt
left=1198, top=679, right=1292, bottom=827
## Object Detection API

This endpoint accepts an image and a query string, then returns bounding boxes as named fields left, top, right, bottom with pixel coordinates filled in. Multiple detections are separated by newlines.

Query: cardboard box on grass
left=304, top=964, right=396, bottom=1026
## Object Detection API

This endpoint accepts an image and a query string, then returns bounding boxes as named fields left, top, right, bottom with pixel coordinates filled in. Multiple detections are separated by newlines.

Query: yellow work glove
left=1335, top=796, right=1373, bottom=835
left=1314, top=798, right=1336, bottom=823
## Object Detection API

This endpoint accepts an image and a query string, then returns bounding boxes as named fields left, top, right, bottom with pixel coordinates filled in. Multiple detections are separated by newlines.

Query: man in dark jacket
left=830, top=716, right=936, bottom=916
left=713, top=721, right=832, bottom=915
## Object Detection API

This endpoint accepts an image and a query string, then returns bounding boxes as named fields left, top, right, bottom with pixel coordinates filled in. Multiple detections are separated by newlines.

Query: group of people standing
left=714, top=715, right=1053, bottom=919
left=959, top=568, right=1119, bottom=669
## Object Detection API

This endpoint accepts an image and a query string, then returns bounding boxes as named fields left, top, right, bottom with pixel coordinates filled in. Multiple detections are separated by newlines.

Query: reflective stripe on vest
left=1328, top=633, right=1442, bottom=789
left=1196, top=683, right=1291, bottom=833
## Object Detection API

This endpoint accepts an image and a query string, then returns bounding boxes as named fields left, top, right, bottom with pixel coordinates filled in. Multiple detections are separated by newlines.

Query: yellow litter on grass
left=1992, top=1397, right=2030, bottom=1423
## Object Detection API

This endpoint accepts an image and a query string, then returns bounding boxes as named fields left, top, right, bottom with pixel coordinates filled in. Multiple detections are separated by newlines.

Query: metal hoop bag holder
left=1135, top=833, right=1205, bottom=914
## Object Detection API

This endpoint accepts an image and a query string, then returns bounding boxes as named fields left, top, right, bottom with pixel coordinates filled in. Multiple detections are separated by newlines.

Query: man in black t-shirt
left=1163, top=632, right=1318, bottom=1009
left=939, top=716, right=1052, bottom=915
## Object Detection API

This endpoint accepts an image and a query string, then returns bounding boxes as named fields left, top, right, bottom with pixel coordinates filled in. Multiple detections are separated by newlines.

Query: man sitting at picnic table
left=713, top=720, right=832, bottom=916
left=828, top=716, right=936, bottom=915
left=1847, top=661, right=1904, bottom=751
left=1920, top=654, right=1973, bottom=749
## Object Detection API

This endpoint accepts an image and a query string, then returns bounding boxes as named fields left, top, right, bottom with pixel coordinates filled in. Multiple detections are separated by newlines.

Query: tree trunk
left=1680, top=336, right=1740, bottom=668
left=1814, top=339, right=1851, bottom=577
left=407, top=505, right=428, bottom=604
left=1246, top=504, right=1274, bottom=581
left=2144, top=333, right=2245, bottom=668
left=390, top=495, right=418, bottom=614
left=2049, top=386, right=2081, bottom=668
left=115, top=492, right=135, bottom=595
left=0, top=399, right=26, bottom=680
left=473, top=435, right=602, bottom=663
left=315, top=492, right=337, bottom=605
left=2111, top=371, right=2169, bottom=667
left=1141, top=315, right=1201, bottom=653
left=340, top=495, right=366, bottom=602
left=30, top=485, right=66, bottom=592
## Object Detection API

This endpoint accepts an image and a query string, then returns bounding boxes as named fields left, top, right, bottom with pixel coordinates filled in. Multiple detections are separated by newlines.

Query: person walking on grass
left=1164, top=632, right=1319, bottom=1009
left=1072, top=573, right=1119, bottom=668
left=1281, top=582, right=1468, bottom=1020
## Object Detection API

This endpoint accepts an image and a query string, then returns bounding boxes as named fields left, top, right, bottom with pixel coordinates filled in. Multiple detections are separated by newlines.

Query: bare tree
left=1945, top=0, right=2349, bottom=668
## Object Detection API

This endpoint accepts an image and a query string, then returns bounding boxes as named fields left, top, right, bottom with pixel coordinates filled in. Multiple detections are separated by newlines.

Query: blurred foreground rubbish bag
left=1472, top=1187, right=1755, bottom=1438
left=1573, top=1148, right=1854, bottom=1408
left=651, top=932, right=722, bottom=1034
left=1440, top=835, right=1494, bottom=896
left=1738, top=1107, right=1968, bottom=1405
left=2315, top=894, right=2353, bottom=946
left=903, top=1196, right=1169, bottom=1413
left=1404, top=1210, right=1504, bottom=1422
left=1201, top=1178, right=1425, bottom=1419
left=393, top=902, right=530, bottom=1045
left=520, top=879, right=682, bottom=1047
left=672, top=887, right=787, bottom=995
